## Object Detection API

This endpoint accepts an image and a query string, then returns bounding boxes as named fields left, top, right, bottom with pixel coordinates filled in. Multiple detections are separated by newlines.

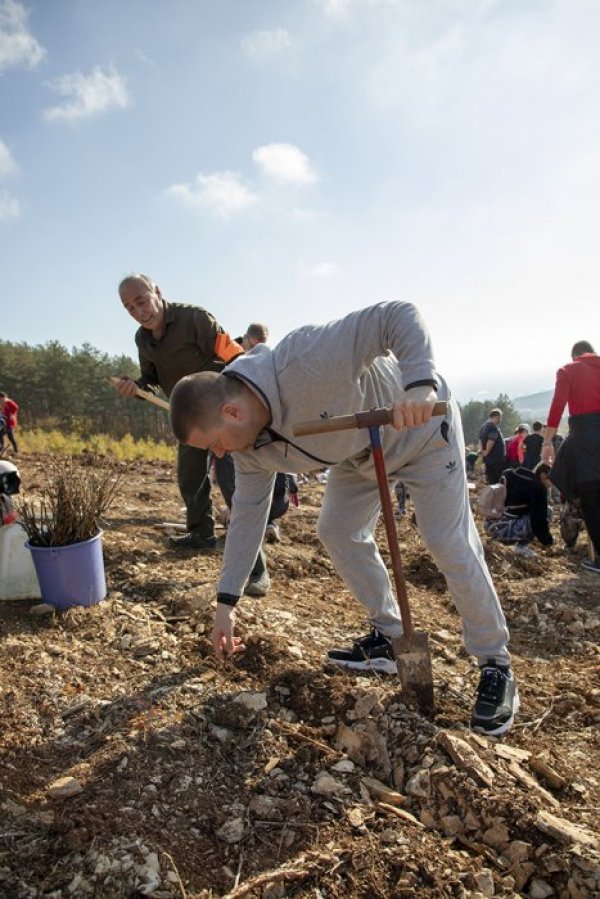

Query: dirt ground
left=0, top=454, right=599, bottom=898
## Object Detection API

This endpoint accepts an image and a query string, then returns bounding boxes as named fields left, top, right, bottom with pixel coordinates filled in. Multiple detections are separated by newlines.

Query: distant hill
left=513, top=389, right=553, bottom=422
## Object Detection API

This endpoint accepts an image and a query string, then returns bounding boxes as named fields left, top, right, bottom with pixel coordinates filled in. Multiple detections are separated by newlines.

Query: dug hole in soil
left=1, top=454, right=599, bottom=898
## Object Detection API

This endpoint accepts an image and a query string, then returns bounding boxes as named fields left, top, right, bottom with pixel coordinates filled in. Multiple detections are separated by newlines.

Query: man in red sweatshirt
left=543, top=340, right=600, bottom=573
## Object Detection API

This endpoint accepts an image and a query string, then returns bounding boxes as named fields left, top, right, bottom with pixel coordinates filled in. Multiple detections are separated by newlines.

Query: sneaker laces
left=477, top=666, right=507, bottom=703
left=354, top=629, right=377, bottom=648
left=354, top=629, right=387, bottom=651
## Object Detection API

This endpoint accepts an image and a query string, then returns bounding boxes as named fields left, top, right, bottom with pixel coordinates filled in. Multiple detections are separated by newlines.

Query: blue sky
left=1, top=0, right=598, bottom=401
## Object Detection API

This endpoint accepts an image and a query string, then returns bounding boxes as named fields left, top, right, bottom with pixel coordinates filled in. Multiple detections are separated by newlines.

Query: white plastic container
left=0, top=523, right=42, bottom=600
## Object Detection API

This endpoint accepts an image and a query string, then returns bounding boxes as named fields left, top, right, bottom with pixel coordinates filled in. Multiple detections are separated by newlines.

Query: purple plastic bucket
left=26, top=532, right=107, bottom=608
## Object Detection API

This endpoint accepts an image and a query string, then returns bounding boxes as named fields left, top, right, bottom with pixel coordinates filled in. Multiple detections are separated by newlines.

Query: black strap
left=405, top=379, right=438, bottom=391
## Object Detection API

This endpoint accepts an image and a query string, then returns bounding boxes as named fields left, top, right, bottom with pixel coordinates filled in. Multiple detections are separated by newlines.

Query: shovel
left=293, top=403, right=447, bottom=714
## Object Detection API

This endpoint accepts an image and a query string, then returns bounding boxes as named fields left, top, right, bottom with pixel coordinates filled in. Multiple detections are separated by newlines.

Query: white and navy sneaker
left=327, top=629, right=397, bottom=674
left=470, top=661, right=520, bottom=736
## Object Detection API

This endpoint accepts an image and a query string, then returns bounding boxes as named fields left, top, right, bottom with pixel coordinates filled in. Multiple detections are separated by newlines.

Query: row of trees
left=0, top=340, right=171, bottom=442
left=1, top=338, right=525, bottom=446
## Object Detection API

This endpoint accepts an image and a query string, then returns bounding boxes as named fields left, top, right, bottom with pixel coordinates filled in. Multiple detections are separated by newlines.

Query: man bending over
left=170, top=302, right=518, bottom=736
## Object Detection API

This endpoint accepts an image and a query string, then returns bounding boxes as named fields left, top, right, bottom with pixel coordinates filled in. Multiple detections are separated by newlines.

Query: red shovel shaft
left=368, top=426, right=413, bottom=641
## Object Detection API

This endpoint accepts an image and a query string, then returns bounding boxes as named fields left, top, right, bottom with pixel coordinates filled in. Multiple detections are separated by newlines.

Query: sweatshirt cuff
left=405, top=379, right=438, bottom=392
left=399, top=359, right=437, bottom=385
left=217, top=593, right=241, bottom=608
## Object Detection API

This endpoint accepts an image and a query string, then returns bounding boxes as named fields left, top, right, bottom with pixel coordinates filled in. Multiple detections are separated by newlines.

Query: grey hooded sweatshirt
left=217, top=301, right=443, bottom=599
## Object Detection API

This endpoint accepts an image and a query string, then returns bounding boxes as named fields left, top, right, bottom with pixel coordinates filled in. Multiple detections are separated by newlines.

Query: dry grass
left=17, top=429, right=176, bottom=461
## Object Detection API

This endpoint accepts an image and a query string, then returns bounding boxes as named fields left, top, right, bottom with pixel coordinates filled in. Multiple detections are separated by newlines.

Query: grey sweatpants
left=316, top=396, right=510, bottom=668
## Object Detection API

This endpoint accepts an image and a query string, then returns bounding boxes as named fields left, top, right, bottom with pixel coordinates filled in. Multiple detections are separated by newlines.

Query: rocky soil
left=0, top=454, right=599, bottom=898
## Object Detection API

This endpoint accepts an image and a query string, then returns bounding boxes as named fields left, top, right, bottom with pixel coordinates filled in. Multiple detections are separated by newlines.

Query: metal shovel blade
left=391, top=630, right=435, bottom=714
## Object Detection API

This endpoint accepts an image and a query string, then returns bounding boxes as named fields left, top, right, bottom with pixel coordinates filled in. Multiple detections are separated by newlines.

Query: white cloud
left=0, top=138, right=19, bottom=219
left=134, top=48, right=157, bottom=68
left=315, top=0, right=351, bottom=16
left=314, top=0, right=397, bottom=17
left=303, top=261, right=338, bottom=277
left=43, top=66, right=129, bottom=122
left=0, top=190, right=19, bottom=219
left=253, top=143, right=317, bottom=184
left=241, top=28, right=291, bottom=63
left=165, top=146, right=318, bottom=222
left=0, top=0, right=45, bottom=71
left=0, top=138, right=17, bottom=177
left=164, top=171, right=259, bottom=220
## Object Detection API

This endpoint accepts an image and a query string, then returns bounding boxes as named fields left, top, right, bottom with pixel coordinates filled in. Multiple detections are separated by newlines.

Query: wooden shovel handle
left=108, top=376, right=170, bottom=412
left=293, top=401, right=447, bottom=437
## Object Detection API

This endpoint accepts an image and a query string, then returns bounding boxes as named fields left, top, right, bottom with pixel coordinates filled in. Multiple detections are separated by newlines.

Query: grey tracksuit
left=218, top=302, right=510, bottom=667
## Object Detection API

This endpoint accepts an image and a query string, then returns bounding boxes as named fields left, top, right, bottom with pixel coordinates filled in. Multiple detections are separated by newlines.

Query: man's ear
left=221, top=401, right=243, bottom=423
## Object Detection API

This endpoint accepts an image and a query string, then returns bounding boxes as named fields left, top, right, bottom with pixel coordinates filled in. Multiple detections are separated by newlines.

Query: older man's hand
left=392, top=386, right=438, bottom=430
left=115, top=376, right=139, bottom=398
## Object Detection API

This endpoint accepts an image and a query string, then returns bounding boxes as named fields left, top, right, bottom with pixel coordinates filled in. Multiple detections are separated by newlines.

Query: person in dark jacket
left=116, top=274, right=245, bottom=550
left=465, top=450, right=479, bottom=479
left=265, top=473, right=298, bottom=542
left=522, top=421, right=544, bottom=470
left=543, top=340, right=600, bottom=574
left=228, top=324, right=294, bottom=547
left=484, top=463, right=553, bottom=552
left=479, top=409, right=506, bottom=484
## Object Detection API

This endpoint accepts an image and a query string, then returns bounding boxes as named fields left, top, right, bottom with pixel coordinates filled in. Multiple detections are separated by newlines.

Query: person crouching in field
left=480, top=463, right=553, bottom=558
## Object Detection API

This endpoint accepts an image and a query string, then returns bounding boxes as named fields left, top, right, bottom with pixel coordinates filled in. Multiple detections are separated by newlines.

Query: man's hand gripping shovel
left=107, top=376, right=171, bottom=411
left=293, top=403, right=447, bottom=715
